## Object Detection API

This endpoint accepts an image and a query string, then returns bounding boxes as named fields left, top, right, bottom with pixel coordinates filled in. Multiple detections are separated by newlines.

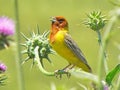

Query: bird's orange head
left=50, top=16, right=68, bottom=30
left=50, top=16, right=68, bottom=43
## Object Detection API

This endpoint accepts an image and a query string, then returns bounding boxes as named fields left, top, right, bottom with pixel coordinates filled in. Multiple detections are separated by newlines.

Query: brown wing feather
left=64, top=33, right=92, bottom=72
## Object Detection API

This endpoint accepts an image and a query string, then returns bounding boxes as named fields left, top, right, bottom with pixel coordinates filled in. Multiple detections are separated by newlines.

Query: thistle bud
left=21, top=28, right=55, bottom=67
left=86, top=11, right=107, bottom=31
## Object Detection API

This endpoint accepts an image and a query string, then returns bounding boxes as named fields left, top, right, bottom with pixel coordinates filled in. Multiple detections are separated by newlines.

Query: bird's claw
left=54, top=69, right=71, bottom=79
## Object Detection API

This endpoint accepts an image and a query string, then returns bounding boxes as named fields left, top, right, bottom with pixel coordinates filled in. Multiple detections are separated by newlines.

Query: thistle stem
left=34, top=46, right=54, bottom=76
left=97, top=15, right=117, bottom=89
left=97, top=30, right=102, bottom=46
left=97, top=30, right=108, bottom=74
left=14, top=0, right=25, bottom=90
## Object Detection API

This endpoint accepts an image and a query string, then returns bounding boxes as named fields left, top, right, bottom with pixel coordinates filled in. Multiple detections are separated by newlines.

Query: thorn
left=37, top=24, right=40, bottom=34
left=40, top=59, right=44, bottom=68
left=43, top=31, right=50, bottom=38
left=30, top=59, right=36, bottom=69
left=4, top=43, right=9, bottom=49
left=20, top=43, right=27, bottom=47
left=46, top=57, right=54, bottom=66
left=30, top=32, right=33, bottom=36
left=21, top=57, right=30, bottom=65
left=50, top=49, right=56, bottom=54
left=21, top=50, right=27, bottom=54
left=46, top=57, right=52, bottom=63
left=20, top=32, right=29, bottom=40
left=32, top=32, right=36, bottom=37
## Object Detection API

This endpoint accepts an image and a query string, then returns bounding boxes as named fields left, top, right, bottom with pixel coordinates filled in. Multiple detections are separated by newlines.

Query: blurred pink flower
left=0, top=16, right=15, bottom=36
left=0, top=63, right=7, bottom=73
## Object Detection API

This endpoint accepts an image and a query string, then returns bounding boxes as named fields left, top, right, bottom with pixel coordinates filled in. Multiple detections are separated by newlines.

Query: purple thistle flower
left=0, top=16, right=15, bottom=36
left=0, top=63, right=7, bottom=73
left=102, top=81, right=109, bottom=90
left=104, top=85, right=109, bottom=90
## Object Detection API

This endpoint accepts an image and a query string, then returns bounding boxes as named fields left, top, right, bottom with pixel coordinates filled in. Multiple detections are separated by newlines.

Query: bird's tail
left=77, top=62, right=92, bottom=73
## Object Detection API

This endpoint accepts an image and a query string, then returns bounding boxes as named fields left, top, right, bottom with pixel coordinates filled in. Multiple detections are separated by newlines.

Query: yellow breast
left=51, top=30, right=78, bottom=64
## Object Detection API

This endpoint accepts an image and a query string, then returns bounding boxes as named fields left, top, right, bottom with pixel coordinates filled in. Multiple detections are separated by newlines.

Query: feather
left=64, top=33, right=92, bottom=72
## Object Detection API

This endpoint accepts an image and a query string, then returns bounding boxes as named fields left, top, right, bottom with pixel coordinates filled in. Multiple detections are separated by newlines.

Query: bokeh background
left=0, top=0, right=120, bottom=90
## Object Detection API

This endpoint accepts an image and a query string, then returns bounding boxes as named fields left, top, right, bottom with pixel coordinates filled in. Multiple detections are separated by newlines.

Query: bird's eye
left=58, top=19, right=64, bottom=23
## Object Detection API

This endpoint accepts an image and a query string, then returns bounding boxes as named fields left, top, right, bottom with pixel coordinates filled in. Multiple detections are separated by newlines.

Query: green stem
left=97, top=30, right=102, bottom=46
left=34, top=46, right=54, bottom=76
left=14, top=0, right=25, bottom=90
left=70, top=69, right=98, bottom=84
left=116, top=75, right=120, bottom=90
left=97, top=30, right=108, bottom=74
left=97, top=15, right=117, bottom=89
left=97, top=30, right=106, bottom=89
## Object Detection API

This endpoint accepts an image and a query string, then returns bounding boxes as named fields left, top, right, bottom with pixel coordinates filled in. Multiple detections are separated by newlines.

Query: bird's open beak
left=50, top=17, right=56, bottom=23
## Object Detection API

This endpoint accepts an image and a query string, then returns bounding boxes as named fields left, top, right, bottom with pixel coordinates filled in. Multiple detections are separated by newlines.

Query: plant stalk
left=34, top=46, right=54, bottom=76
left=14, top=0, right=25, bottom=90
left=97, top=15, right=117, bottom=89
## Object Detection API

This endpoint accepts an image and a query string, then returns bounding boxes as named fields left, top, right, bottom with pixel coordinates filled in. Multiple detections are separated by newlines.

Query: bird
left=49, top=16, right=92, bottom=72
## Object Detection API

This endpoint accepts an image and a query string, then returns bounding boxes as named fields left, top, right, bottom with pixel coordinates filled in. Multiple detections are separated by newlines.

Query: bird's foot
left=54, top=69, right=71, bottom=79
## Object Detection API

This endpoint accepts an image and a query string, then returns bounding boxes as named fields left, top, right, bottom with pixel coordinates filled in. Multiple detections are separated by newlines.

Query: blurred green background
left=0, top=0, right=120, bottom=90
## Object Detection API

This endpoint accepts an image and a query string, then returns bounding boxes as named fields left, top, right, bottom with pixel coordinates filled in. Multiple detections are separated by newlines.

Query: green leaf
left=105, top=64, right=120, bottom=86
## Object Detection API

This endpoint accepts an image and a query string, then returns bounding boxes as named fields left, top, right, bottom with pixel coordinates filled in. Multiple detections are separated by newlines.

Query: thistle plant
left=21, top=29, right=54, bottom=67
left=86, top=11, right=107, bottom=49
left=0, top=63, right=7, bottom=73
left=86, top=12, right=108, bottom=73
left=0, top=16, right=14, bottom=86
left=0, top=62, right=7, bottom=86
left=0, top=16, right=15, bottom=49
left=21, top=27, right=57, bottom=76
left=86, top=11, right=106, bottom=31
left=85, top=10, right=120, bottom=90
left=86, top=11, right=108, bottom=75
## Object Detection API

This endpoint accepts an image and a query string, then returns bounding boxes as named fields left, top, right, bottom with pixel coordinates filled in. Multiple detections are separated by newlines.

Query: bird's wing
left=64, top=33, right=89, bottom=65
